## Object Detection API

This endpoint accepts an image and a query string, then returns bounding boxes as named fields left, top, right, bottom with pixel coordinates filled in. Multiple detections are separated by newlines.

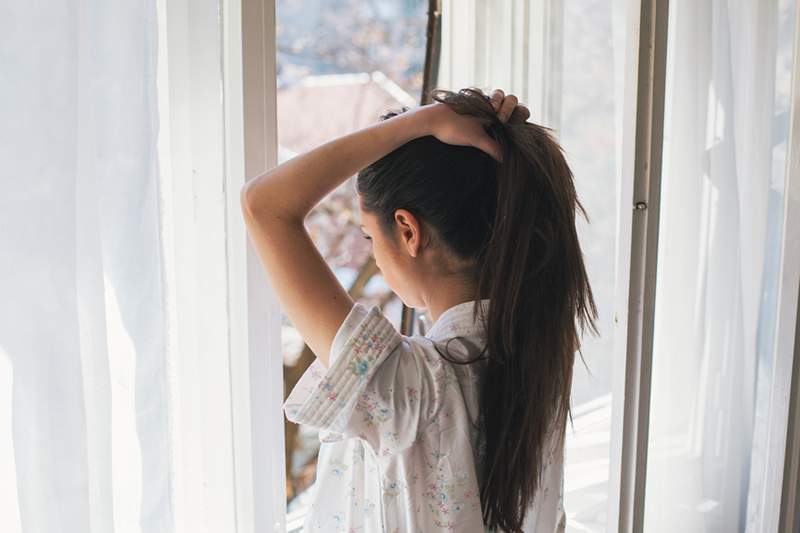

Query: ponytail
left=357, top=87, right=599, bottom=533
left=430, top=88, right=599, bottom=532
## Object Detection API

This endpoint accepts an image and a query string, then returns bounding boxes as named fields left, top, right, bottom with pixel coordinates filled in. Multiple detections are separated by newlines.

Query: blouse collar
left=425, top=298, right=491, bottom=342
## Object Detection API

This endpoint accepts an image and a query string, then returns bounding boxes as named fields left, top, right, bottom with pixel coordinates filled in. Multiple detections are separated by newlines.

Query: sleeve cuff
left=282, top=303, right=402, bottom=433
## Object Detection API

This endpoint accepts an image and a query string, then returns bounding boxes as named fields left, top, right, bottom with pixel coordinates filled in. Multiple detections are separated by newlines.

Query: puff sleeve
left=283, top=303, right=447, bottom=458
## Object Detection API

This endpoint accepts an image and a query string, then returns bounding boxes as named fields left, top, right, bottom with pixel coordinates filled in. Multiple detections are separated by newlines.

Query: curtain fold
left=0, top=2, right=171, bottom=532
left=645, top=0, right=793, bottom=531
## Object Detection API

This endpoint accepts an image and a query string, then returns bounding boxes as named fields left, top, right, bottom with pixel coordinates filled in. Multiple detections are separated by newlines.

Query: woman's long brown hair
left=357, top=87, right=599, bottom=532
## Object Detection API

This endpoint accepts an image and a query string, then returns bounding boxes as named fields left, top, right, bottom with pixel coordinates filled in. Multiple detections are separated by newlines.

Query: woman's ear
left=393, top=208, right=422, bottom=258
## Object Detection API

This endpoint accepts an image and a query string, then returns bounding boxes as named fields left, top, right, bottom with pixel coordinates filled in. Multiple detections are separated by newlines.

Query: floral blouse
left=283, top=299, right=566, bottom=532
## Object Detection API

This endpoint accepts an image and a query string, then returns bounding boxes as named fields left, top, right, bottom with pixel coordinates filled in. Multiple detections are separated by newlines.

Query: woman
left=241, top=87, right=598, bottom=532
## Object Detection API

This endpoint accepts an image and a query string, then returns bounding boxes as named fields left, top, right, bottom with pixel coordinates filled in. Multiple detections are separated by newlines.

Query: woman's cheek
left=376, top=256, right=397, bottom=293
left=371, top=245, right=383, bottom=273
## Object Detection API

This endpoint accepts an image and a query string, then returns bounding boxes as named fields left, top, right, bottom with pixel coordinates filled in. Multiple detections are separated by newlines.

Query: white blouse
left=283, top=298, right=566, bottom=532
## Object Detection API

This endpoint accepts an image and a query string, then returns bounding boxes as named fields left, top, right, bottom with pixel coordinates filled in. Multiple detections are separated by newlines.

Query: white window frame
left=157, top=0, right=284, bottom=532
left=607, top=0, right=669, bottom=530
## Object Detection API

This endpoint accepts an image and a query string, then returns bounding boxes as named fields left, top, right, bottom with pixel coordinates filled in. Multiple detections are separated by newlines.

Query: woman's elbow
left=240, top=181, right=254, bottom=214
left=240, top=180, right=302, bottom=225
left=241, top=180, right=267, bottom=220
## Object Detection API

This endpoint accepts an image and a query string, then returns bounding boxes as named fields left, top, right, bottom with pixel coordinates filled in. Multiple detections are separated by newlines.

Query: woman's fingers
left=490, top=89, right=505, bottom=112
left=497, top=94, right=518, bottom=122
left=490, top=88, right=530, bottom=123
left=425, top=101, right=504, bottom=162
left=514, top=104, right=531, bottom=122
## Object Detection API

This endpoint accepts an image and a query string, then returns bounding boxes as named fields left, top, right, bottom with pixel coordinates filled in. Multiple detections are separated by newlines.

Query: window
left=273, top=0, right=429, bottom=526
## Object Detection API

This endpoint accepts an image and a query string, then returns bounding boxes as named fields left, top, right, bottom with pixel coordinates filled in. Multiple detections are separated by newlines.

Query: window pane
left=558, top=1, right=627, bottom=530
left=274, top=0, right=428, bottom=522
left=644, top=0, right=797, bottom=530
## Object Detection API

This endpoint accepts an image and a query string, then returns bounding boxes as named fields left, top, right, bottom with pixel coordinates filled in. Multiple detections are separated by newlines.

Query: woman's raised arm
left=240, top=105, right=433, bottom=367
left=240, top=95, right=506, bottom=367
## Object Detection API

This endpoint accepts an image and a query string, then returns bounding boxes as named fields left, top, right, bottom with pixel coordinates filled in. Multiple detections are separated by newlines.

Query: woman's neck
left=420, top=278, right=479, bottom=324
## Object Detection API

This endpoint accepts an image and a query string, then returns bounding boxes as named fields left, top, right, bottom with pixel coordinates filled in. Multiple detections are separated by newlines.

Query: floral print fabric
left=283, top=299, right=566, bottom=532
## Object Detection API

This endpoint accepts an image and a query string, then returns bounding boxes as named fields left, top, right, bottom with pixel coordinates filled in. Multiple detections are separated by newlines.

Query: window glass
left=558, top=1, right=625, bottom=529
left=275, top=0, right=428, bottom=519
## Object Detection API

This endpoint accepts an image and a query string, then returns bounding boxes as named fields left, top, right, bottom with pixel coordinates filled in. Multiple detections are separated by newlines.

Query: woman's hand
left=489, top=88, right=530, bottom=123
left=418, top=88, right=530, bottom=163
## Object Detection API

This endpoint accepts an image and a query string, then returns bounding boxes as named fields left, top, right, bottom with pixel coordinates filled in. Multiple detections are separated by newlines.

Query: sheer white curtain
left=645, top=0, right=796, bottom=531
left=0, top=2, right=172, bottom=532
